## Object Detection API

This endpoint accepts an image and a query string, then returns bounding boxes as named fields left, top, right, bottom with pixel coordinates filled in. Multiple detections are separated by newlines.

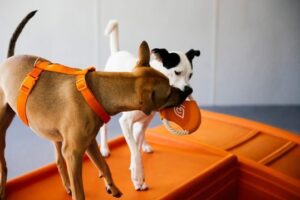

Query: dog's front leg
left=53, top=142, right=71, bottom=195
left=86, top=139, right=122, bottom=198
left=62, top=142, right=85, bottom=200
left=100, top=124, right=110, bottom=157
left=133, top=112, right=155, bottom=153
left=119, top=115, right=148, bottom=191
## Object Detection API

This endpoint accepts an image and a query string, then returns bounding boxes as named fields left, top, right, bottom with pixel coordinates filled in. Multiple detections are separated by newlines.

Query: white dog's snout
left=172, top=81, right=191, bottom=92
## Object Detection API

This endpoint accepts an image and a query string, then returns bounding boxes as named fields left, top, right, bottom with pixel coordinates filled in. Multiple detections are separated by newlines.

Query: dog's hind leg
left=0, top=91, right=15, bottom=199
left=62, top=140, right=85, bottom=200
left=86, top=139, right=122, bottom=198
left=53, top=141, right=71, bottom=195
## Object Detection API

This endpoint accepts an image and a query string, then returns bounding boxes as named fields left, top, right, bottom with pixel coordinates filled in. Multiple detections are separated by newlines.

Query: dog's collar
left=17, top=60, right=111, bottom=126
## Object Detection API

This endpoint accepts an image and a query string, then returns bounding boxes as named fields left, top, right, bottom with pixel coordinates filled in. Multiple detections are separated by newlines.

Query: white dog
left=100, top=20, right=200, bottom=190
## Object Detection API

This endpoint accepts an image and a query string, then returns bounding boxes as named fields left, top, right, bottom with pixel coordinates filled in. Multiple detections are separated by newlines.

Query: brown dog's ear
left=136, top=41, right=150, bottom=67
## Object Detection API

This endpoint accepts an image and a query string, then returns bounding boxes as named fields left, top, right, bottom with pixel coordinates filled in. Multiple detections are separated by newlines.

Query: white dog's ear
left=151, top=48, right=180, bottom=69
left=186, top=49, right=200, bottom=62
left=151, top=48, right=168, bottom=62
left=136, top=41, right=150, bottom=67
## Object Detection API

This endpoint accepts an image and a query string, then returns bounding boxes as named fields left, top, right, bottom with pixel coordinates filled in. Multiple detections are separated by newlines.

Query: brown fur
left=0, top=41, right=188, bottom=199
left=0, top=11, right=189, bottom=199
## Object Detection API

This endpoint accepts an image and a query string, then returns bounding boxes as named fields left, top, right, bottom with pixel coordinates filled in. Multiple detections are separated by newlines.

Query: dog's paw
left=65, top=187, right=72, bottom=196
left=130, top=158, right=147, bottom=191
left=142, top=143, right=153, bottom=153
left=131, top=169, right=148, bottom=191
left=106, top=184, right=122, bottom=198
left=100, top=147, right=111, bottom=158
left=133, top=180, right=148, bottom=191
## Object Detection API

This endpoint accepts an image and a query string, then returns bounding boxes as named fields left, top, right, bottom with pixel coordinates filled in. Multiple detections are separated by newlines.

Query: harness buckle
left=20, top=85, right=30, bottom=95
left=28, top=67, right=42, bottom=80
left=20, top=75, right=38, bottom=95
left=76, top=76, right=87, bottom=91
left=27, top=73, right=39, bottom=80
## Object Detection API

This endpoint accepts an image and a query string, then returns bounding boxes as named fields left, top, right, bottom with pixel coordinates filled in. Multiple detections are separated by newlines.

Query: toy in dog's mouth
left=159, top=100, right=201, bottom=135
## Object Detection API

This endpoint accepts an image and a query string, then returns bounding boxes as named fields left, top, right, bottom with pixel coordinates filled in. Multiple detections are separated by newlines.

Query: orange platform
left=7, top=131, right=238, bottom=199
left=150, top=110, right=300, bottom=200
left=6, top=110, right=300, bottom=199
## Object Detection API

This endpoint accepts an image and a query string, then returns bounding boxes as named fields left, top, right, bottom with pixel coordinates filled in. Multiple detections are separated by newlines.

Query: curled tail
left=104, top=20, right=120, bottom=55
left=7, top=10, right=37, bottom=58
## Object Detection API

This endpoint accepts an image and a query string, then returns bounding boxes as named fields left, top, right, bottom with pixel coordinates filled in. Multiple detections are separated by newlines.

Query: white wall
left=0, top=0, right=299, bottom=106
left=215, top=0, right=300, bottom=105
left=98, top=0, right=214, bottom=104
left=0, top=0, right=98, bottom=67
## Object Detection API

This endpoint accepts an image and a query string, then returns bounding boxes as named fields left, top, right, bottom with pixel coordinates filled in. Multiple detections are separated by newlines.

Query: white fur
left=100, top=20, right=194, bottom=190
left=104, top=20, right=119, bottom=54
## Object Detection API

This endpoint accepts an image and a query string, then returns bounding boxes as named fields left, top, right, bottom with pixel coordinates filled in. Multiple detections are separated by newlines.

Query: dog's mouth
left=159, top=86, right=193, bottom=110
left=178, top=86, right=193, bottom=104
left=170, top=82, right=192, bottom=93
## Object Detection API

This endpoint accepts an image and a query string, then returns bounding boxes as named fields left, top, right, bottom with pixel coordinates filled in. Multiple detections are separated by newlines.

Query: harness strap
left=17, top=61, right=110, bottom=126
left=76, top=74, right=111, bottom=123
left=37, top=62, right=95, bottom=75
left=17, top=62, right=47, bottom=125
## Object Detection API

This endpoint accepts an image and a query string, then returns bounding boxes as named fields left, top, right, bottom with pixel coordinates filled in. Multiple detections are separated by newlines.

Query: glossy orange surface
left=7, top=109, right=300, bottom=199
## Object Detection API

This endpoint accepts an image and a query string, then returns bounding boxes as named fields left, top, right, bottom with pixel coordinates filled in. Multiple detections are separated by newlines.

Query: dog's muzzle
left=184, top=86, right=193, bottom=96
left=180, top=86, right=193, bottom=101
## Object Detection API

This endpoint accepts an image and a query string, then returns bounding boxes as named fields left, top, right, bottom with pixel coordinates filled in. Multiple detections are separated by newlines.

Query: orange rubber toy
left=160, top=100, right=201, bottom=135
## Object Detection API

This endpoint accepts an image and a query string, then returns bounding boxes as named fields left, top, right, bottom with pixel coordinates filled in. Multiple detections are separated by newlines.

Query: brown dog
left=0, top=11, right=191, bottom=200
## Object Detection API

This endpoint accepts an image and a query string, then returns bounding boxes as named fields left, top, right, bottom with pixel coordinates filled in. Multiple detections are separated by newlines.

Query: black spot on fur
left=185, top=49, right=200, bottom=68
left=152, top=48, right=180, bottom=69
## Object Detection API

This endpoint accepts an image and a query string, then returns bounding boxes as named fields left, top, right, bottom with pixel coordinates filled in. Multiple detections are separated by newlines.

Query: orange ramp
left=6, top=109, right=300, bottom=199
left=149, top=110, right=300, bottom=199
left=7, top=131, right=237, bottom=200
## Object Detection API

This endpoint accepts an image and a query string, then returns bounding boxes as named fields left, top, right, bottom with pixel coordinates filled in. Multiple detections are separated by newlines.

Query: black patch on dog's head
left=152, top=48, right=180, bottom=69
left=186, top=49, right=200, bottom=68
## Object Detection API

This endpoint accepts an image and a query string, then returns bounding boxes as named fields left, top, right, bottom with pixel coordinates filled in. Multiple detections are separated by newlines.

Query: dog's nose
left=176, top=86, right=193, bottom=105
left=184, top=86, right=193, bottom=96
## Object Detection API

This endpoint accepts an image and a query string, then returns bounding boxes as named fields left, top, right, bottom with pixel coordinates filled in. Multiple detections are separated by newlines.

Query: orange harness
left=17, top=60, right=111, bottom=126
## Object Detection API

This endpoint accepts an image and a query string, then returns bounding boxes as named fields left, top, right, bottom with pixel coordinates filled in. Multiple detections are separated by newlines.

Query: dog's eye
left=189, top=73, right=193, bottom=79
left=175, top=71, right=181, bottom=76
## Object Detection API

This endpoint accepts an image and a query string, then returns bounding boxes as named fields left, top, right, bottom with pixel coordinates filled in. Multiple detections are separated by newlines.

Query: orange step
left=150, top=109, right=300, bottom=199
left=7, top=132, right=238, bottom=200
left=7, top=109, right=300, bottom=199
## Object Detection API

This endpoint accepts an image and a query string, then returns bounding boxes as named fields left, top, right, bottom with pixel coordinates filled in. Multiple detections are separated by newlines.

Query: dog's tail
left=7, top=10, right=37, bottom=58
left=104, top=20, right=120, bottom=55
